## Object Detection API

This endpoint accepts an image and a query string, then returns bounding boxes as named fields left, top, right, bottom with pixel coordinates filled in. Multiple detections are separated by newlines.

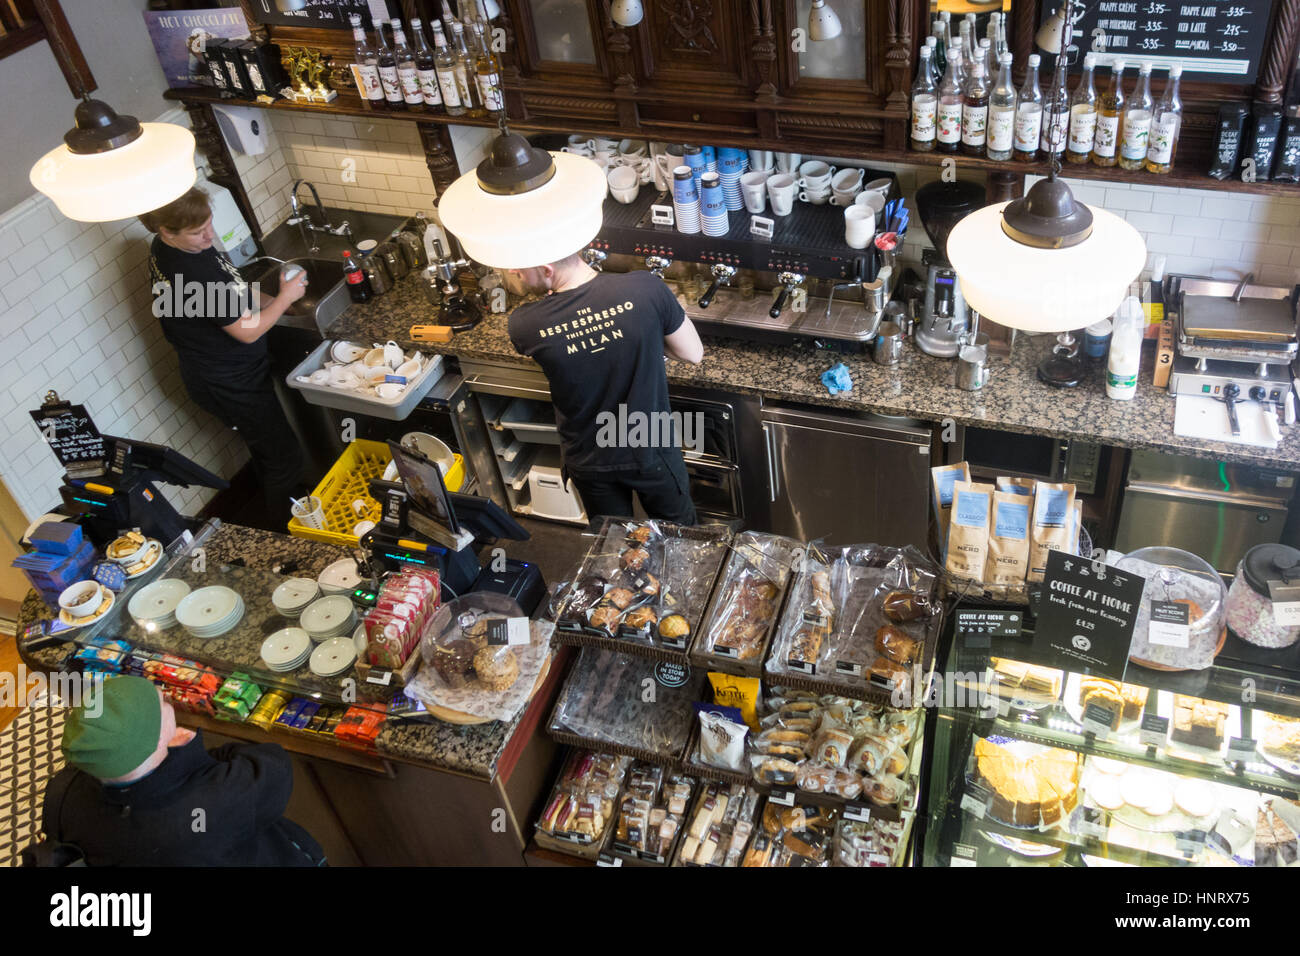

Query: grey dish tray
left=285, top=340, right=444, bottom=421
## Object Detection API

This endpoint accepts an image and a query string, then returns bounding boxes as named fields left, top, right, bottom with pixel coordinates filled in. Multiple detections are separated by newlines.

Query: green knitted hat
left=61, top=676, right=162, bottom=780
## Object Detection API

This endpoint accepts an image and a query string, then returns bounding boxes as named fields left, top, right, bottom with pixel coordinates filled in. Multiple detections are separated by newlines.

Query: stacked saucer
left=261, top=627, right=311, bottom=672
left=317, top=558, right=362, bottom=596
left=299, top=594, right=358, bottom=643
left=176, top=586, right=245, bottom=639
left=272, top=577, right=320, bottom=618
left=128, top=578, right=191, bottom=631
left=309, top=637, right=358, bottom=678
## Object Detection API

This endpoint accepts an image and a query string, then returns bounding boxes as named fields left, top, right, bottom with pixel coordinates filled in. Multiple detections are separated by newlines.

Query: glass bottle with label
left=1067, top=53, right=1098, bottom=165
left=987, top=52, right=1017, bottom=161
left=1119, top=61, right=1154, bottom=170
left=391, top=20, right=424, bottom=106
left=911, top=44, right=938, bottom=152
left=936, top=46, right=964, bottom=154
left=451, top=21, right=485, bottom=117
left=1146, top=64, right=1183, bottom=174
left=411, top=19, right=444, bottom=110
left=440, top=0, right=459, bottom=42
left=1039, top=67, right=1069, bottom=162
left=1013, top=54, right=1043, bottom=163
left=350, top=14, right=384, bottom=103
left=373, top=19, right=404, bottom=106
left=472, top=21, right=504, bottom=116
left=955, top=20, right=971, bottom=87
left=933, top=15, right=948, bottom=79
left=430, top=21, right=464, bottom=117
left=961, top=55, right=990, bottom=156
left=926, top=35, right=941, bottom=87
left=1092, top=59, right=1125, bottom=167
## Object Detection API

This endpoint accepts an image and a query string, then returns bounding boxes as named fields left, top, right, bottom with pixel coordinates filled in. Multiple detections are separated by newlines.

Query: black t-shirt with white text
left=149, top=237, right=266, bottom=376
left=507, top=271, right=685, bottom=474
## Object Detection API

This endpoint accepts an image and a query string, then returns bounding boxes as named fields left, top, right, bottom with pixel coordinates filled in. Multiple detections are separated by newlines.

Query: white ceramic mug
left=775, top=152, right=802, bottom=173
left=863, top=177, right=892, bottom=199
left=766, top=173, right=797, bottom=216
left=362, top=347, right=386, bottom=367
left=59, top=581, right=102, bottom=618
left=797, top=160, right=835, bottom=186
left=618, top=138, right=648, bottom=158
left=832, top=167, right=865, bottom=193
left=740, top=170, right=770, bottom=213
left=856, top=190, right=887, bottom=225
left=395, top=357, right=421, bottom=379
left=748, top=149, right=774, bottom=171
left=383, top=340, right=403, bottom=367
left=308, top=369, right=330, bottom=386
left=799, top=188, right=832, bottom=205
left=590, top=136, right=620, bottom=152
left=845, top=205, right=876, bottom=249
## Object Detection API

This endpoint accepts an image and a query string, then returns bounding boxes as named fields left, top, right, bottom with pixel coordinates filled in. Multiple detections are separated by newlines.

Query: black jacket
left=44, top=731, right=325, bottom=866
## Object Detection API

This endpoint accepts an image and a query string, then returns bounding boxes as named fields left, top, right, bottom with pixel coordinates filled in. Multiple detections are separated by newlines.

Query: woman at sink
left=141, top=187, right=310, bottom=528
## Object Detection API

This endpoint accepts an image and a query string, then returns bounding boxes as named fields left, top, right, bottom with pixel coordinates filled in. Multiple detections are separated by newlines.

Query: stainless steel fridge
left=1114, top=448, right=1298, bottom=574
left=759, top=403, right=934, bottom=547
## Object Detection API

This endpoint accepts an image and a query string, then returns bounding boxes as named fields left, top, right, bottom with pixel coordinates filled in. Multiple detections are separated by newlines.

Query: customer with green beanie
left=43, top=675, right=325, bottom=866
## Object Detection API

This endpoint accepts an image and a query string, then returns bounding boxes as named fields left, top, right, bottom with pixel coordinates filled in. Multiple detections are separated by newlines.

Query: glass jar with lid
left=1116, top=546, right=1227, bottom=671
left=1226, top=543, right=1300, bottom=649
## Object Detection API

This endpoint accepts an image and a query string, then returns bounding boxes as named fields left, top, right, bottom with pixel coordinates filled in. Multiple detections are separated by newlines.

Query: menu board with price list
left=247, top=0, right=395, bottom=29
left=1041, top=0, right=1275, bottom=82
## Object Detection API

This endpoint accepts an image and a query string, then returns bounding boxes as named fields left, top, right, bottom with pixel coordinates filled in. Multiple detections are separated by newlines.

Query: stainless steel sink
left=248, top=207, right=410, bottom=334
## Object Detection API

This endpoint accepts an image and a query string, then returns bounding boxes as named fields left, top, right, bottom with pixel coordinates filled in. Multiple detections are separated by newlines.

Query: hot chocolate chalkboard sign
left=1040, top=0, right=1275, bottom=82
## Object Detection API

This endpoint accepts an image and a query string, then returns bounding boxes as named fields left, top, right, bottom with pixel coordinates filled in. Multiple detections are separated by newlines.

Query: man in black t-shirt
left=142, top=187, right=308, bottom=526
left=506, top=253, right=704, bottom=526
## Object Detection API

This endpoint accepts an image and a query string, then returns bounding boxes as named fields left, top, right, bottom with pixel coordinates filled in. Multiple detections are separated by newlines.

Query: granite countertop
left=326, top=271, right=1300, bottom=470
left=16, top=522, right=529, bottom=781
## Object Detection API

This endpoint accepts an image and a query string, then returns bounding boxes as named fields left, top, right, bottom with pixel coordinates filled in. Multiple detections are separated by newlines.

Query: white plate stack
left=261, top=627, right=312, bottom=672
left=299, top=594, right=358, bottom=643
left=272, top=577, right=320, bottom=618
left=309, top=637, right=358, bottom=678
left=175, top=586, right=245, bottom=639
left=317, top=558, right=363, bottom=596
left=127, top=578, right=191, bottom=631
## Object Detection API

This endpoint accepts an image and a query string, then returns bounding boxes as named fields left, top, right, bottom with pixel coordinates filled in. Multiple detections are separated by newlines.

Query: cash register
left=362, top=440, right=547, bottom=615
left=33, top=393, right=228, bottom=547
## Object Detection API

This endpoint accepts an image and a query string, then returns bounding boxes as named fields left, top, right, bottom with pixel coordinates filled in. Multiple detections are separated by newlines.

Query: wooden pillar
left=418, top=123, right=462, bottom=200
left=183, top=100, right=263, bottom=239
left=1257, top=0, right=1300, bottom=104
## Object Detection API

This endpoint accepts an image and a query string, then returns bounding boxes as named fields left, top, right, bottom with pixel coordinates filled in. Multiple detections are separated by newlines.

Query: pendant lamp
left=30, top=98, right=196, bottom=223
left=808, top=0, right=843, bottom=41
left=945, top=3, right=1146, bottom=387
left=437, top=121, right=608, bottom=269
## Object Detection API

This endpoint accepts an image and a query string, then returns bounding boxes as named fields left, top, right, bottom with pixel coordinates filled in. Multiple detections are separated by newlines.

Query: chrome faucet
left=287, top=180, right=351, bottom=251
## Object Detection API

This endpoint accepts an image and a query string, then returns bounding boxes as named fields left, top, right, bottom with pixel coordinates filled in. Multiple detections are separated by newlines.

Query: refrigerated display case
left=919, top=601, right=1300, bottom=867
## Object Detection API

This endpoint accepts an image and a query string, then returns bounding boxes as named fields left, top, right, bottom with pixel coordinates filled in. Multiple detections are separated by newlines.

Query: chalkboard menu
left=244, top=0, right=396, bottom=30
left=1039, top=0, right=1276, bottom=82
left=29, top=404, right=105, bottom=473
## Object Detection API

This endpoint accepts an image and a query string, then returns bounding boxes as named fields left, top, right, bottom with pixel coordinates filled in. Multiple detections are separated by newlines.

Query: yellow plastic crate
left=288, top=439, right=465, bottom=547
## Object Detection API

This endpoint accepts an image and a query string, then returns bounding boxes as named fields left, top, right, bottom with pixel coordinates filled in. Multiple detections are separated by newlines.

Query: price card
left=487, top=617, right=531, bottom=647
left=1148, top=601, right=1191, bottom=648
left=1139, top=713, right=1170, bottom=748
left=950, top=843, right=978, bottom=867
left=960, top=782, right=992, bottom=820
left=1174, top=829, right=1208, bottom=856
left=955, top=609, right=1024, bottom=648
left=1080, top=701, right=1115, bottom=739
left=365, top=669, right=393, bottom=686
left=611, top=842, right=638, bottom=858
left=595, top=852, right=623, bottom=867
left=1074, top=805, right=1108, bottom=840
left=1031, top=550, right=1146, bottom=681
left=786, top=658, right=816, bottom=675
left=1226, top=736, right=1257, bottom=763
left=843, top=801, right=872, bottom=823
left=1268, top=579, right=1300, bottom=627
left=768, top=787, right=796, bottom=807
left=835, top=660, right=863, bottom=677
left=1274, top=602, right=1300, bottom=627
left=713, top=644, right=738, bottom=658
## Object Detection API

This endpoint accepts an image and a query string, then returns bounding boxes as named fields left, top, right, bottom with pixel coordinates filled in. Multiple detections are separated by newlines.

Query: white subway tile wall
left=0, top=196, right=249, bottom=523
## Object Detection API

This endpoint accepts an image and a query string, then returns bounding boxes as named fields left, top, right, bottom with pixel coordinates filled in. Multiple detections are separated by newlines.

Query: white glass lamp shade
left=808, top=0, right=842, bottom=41
left=438, top=151, right=608, bottom=269
left=30, top=123, right=197, bottom=223
left=946, top=201, right=1147, bottom=333
left=610, top=0, right=644, bottom=27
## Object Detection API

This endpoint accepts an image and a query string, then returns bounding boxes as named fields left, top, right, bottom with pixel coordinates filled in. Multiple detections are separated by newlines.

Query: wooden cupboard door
left=633, top=0, right=754, bottom=94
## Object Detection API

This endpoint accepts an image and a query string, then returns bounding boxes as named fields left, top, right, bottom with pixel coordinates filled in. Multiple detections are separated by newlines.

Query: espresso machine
left=914, top=180, right=984, bottom=358
left=425, top=237, right=482, bottom=331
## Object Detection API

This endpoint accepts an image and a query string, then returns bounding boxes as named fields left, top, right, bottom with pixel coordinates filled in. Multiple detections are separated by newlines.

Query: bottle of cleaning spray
left=1106, top=295, right=1144, bottom=400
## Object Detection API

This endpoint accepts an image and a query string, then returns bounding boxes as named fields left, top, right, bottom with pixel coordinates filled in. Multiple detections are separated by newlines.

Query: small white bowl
left=59, top=581, right=102, bottom=618
left=375, top=382, right=405, bottom=400
left=331, top=341, right=367, bottom=363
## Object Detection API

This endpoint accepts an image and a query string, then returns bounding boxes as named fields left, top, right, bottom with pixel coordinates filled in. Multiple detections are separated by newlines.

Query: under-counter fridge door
left=1114, top=485, right=1288, bottom=574
left=760, top=406, right=932, bottom=547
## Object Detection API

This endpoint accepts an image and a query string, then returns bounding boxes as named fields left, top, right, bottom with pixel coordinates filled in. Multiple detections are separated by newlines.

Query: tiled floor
left=0, top=697, right=66, bottom=867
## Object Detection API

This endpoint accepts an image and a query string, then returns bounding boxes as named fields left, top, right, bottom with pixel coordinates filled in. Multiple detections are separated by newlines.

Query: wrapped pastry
left=751, top=756, right=797, bottom=785
left=658, top=614, right=690, bottom=643
left=621, top=547, right=651, bottom=572
left=588, top=605, right=622, bottom=635
left=869, top=657, right=910, bottom=689
left=874, top=625, right=920, bottom=665
left=848, top=733, right=894, bottom=777
left=606, top=587, right=637, bottom=610
left=862, top=773, right=907, bottom=806
left=881, top=589, right=932, bottom=622
left=810, top=728, right=854, bottom=767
